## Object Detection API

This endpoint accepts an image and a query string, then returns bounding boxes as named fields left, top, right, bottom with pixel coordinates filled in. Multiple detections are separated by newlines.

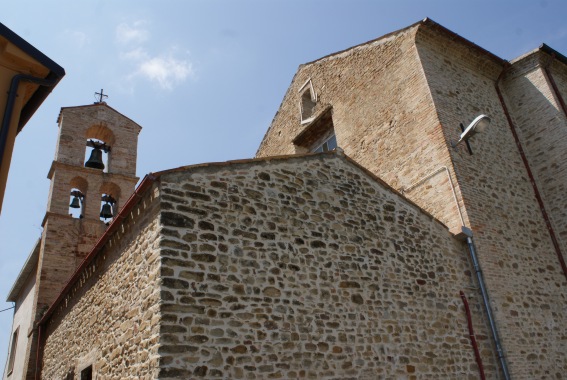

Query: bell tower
left=38, top=100, right=141, bottom=307
left=4, top=98, right=141, bottom=380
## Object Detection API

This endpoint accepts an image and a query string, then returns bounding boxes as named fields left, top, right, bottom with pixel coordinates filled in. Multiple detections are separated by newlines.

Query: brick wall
left=157, top=154, right=497, bottom=379
left=417, top=27, right=567, bottom=378
left=256, top=24, right=466, bottom=235
left=55, top=104, right=140, bottom=177
left=41, top=187, right=161, bottom=379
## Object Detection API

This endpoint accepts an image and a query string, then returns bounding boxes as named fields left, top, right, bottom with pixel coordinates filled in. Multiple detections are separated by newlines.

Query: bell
left=69, top=196, right=81, bottom=209
left=85, top=148, right=105, bottom=170
left=100, top=202, right=113, bottom=219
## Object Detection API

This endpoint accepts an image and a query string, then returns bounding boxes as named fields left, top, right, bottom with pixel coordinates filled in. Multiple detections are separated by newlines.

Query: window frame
left=312, top=133, right=337, bottom=153
left=298, top=79, right=317, bottom=124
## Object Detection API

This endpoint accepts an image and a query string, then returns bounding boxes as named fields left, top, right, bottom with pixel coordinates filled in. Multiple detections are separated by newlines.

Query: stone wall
left=417, top=28, right=567, bottom=378
left=157, top=153, right=497, bottom=379
left=41, top=187, right=162, bottom=380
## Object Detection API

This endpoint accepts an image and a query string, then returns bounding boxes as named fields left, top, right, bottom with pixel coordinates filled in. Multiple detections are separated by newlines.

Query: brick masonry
left=501, top=52, right=567, bottom=256
left=256, top=24, right=465, bottom=235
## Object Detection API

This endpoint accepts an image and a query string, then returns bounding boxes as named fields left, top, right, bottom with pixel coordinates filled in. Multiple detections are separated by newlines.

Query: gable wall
left=257, top=25, right=467, bottom=234
left=157, top=154, right=498, bottom=379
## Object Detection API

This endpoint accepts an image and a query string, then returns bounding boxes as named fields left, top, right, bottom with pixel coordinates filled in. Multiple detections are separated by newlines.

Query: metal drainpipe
left=463, top=228, right=511, bottom=380
left=0, top=74, right=59, bottom=172
left=401, top=167, right=511, bottom=377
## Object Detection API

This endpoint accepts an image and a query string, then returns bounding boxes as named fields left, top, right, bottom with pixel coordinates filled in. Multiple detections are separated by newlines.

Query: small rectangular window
left=80, top=365, right=93, bottom=380
left=313, top=134, right=337, bottom=153
left=7, top=327, right=19, bottom=375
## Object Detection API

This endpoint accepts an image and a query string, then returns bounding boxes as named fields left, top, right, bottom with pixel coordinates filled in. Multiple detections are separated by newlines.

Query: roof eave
left=0, top=22, right=66, bottom=133
left=6, top=239, right=41, bottom=302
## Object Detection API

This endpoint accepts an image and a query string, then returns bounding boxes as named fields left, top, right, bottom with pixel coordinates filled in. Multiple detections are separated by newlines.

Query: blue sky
left=1, top=0, right=567, bottom=373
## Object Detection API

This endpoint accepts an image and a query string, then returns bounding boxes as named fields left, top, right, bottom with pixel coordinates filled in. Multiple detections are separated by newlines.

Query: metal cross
left=95, top=89, right=108, bottom=103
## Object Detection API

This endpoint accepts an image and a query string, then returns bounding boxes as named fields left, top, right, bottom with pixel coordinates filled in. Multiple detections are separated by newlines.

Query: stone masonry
left=41, top=153, right=499, bottom=379
left=417, top=25, right=567, bottom=377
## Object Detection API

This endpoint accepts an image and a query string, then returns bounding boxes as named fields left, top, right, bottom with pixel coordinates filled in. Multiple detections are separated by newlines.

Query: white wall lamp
left=452, top=114, right=491, bottom=154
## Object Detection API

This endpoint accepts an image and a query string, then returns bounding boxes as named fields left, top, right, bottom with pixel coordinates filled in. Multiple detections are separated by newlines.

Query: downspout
left=0, top=74, right=59, bottom=174
left=462, top=229, right=511, bottom=380
left=460, top=290, right=486, bottom=380
left=401, top=168, right=510, bottom=378
left=400, top=166, right=510, bottom=380
left=495, top=67, right=567, bottom=281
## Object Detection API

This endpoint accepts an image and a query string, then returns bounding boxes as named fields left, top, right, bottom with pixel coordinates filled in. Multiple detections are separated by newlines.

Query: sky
left=1, top=0, right=567, bottom=374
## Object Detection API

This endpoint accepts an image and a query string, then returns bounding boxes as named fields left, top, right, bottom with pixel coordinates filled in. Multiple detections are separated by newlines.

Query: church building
left=4, top=18, right=567, bottom=379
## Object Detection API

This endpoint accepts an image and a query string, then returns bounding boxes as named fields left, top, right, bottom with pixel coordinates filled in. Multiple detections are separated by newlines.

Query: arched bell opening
left=68, top=189, right=85, bottom=219
left=98, top=182, right=121, bottom=224
left=84, top=124, right=115, bottom=173
left=68, top=177, right=88, bottom=219
left=84, top=139, right=110, bottom=172
left=99, top=193, right=116, bottom=223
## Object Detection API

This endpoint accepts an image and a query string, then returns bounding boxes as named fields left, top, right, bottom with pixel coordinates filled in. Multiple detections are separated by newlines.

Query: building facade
left=256, top=18, right=567, bottom=378
left=5, top=18, right=567, bottom=379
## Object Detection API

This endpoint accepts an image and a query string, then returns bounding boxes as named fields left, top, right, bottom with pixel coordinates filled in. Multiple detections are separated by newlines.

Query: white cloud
left=64, top=30, right=88, bottom=48
left=116, top=21, right=194, bottom=90
left=121, top=47, right=148, bottom=61
left=136, top=54, right=194, bottom=90
left=116, top=21, right=149, bottom=45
